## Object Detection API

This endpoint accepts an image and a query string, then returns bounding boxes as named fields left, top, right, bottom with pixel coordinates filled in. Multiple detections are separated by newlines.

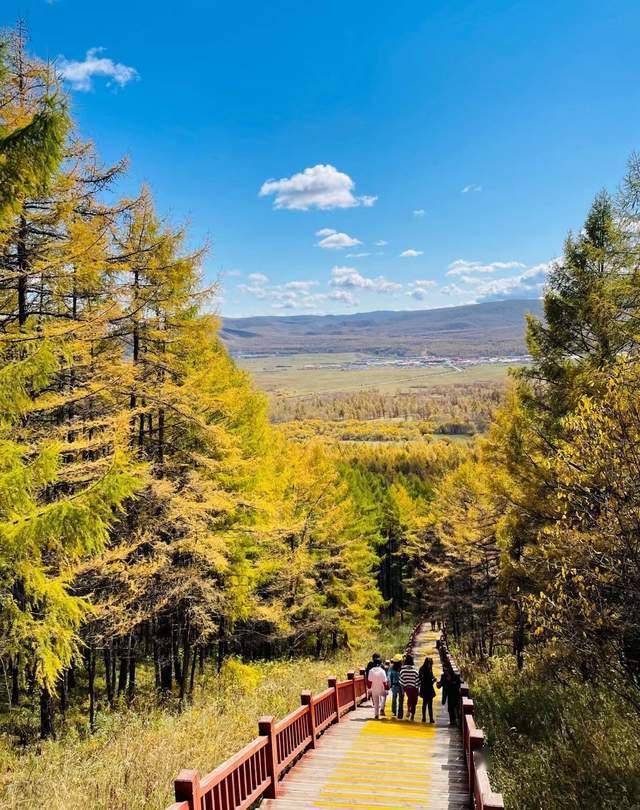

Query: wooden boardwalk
left=262, top=628, right=470, bottom=810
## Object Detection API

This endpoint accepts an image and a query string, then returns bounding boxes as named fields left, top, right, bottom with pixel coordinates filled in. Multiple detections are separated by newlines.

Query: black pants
left=421, top=697, right=434, bottom=722
left=404, top=686, right=419, bottom=719
left=447, top=697, right=457, bottom=725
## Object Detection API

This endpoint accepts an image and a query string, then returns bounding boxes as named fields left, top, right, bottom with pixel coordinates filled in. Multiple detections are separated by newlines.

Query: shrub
left=469, top=655, right=640, bottom=810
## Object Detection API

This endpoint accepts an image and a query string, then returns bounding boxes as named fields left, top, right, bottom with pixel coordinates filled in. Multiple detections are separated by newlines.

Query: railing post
left=258, top=715, right=279, bottom=799
left=359, top=668, right=367, bottom=704
left=462, top=697, right=474, bottom=751
left=301, top=691, right=317, bottom=748
left=328, top=676, right=340, bottom=722
left=469, top=728, right=484, bottom=797
left=347, top=671, right=357, bottom=709
left=459, top=682, right=469, bottom=729
left=174, top=769, right=200, bottom=810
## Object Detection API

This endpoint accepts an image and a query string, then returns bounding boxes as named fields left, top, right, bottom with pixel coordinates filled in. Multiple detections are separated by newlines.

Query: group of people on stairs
left=365, top=630, right=462, bottom=725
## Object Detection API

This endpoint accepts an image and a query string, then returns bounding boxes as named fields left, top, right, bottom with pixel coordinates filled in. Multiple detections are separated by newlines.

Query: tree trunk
left=59, top=671, right=67, bottom=721
left=88, top=649, right=96, bottom=732
left=127, top=648, right=136, bottom=703
left=17, top=216, right=28, bottom=327
left=40, top=687, right=54, bottom=739
left=156, top=616, right=173, bottom=692
left=189, top=648, right=197, bottom=695
left=153, top=638, right=161, bottom=689
left=68, top=661, right=77, bottom=691
left=179, top=631, right=192, bottom=705
left=10, top=658, right=19, bottom=706
left=119, top=635, right=133, bottom=696
left=514, top=600, right=526, bottom=671
left=172, top=626, right=183, bottom=686
left=104, top=647, right=115, bottom=708
left=117, top=651, right=128, bottom=696
left=217, top=618, right=227, bottom=673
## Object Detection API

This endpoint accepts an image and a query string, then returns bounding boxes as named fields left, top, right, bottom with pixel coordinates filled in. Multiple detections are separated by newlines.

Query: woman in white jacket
left=367, top=663, right=389, bottom=719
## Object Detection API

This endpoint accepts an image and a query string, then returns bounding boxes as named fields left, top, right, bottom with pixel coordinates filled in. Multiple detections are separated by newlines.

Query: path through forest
left=262, top=627, right=470, bottom=809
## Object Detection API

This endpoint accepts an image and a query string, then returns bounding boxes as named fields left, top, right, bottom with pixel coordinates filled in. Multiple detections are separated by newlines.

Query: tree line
left=427, top=156, right=640, bottom=688
left=270, top=383, right=503, bottom=432
left=0, top=28, right=402, bottom=740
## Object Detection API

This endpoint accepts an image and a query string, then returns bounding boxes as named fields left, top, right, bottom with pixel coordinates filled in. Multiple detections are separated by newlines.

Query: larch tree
left=0, top=27, right=139, bottom=736
left=79, top=191, right=274, bottom=701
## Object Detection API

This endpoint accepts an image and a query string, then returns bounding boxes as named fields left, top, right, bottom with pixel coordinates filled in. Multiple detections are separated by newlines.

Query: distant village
left=236, top=353, right=531, bottom=372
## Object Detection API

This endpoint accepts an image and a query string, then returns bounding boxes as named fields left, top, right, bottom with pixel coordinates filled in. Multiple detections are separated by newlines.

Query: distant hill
left=221, top=299, right=543, bottom=358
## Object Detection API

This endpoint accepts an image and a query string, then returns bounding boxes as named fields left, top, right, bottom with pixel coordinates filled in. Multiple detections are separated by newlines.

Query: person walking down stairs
left=419, top=656, right=437, bottom=723
left=399, top=654, right=420, bottom=720
left=388, top=654, right=404, bottom=718
left=367, top=661, right=390, bottom=720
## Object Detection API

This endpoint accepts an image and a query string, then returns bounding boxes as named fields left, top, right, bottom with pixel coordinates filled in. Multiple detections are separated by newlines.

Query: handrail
left=438, top=637, right=505, bottom=810
left=167, top=666, right=371, bottom=809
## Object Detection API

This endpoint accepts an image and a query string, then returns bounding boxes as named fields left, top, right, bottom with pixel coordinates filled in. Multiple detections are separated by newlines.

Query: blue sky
left=5, top=0, right=640, bottom=316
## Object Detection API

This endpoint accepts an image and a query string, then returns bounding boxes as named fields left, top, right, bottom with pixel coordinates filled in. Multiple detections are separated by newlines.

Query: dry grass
left=0, top=623, right=409, bottom=809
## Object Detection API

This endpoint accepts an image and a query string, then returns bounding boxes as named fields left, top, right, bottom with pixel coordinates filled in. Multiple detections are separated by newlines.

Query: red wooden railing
left=167, top=622, right=505, bottom=810
left=167, top=668, right=371, bottom=810
left=439, top=641, right=505, bottom=810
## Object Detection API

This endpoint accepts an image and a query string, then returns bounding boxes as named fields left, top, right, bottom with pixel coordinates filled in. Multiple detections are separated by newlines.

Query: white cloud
left=442, top=259, right=557, bottom=303
left=248, top=272, right=269, bottom=285
left=271, top=300, right=296, bottom=310
left=374, top=240, right=388, bottom=247
left=58, top=48, right=138, bottom=91
left=329, top=266, right=372, bottom=289
left=400, top=249, right=424, bottom=258
left=473, top=261, right=555, bottom=302
left=407, top=279, right=437, bottom=300
left=441, top=282, right=468, bottom=296
left=328, top=290, right=358, bottom=305
left=439, top=260, right=556, bottom=303
left=284, top=280, right=319, bottom=291
left=413, top=209, right=426, bottom=217
left=238, top=284, right=268, bottom=299
left=461, top=184, right=482, bottom=193
left=375, top=279, right=402, bottom=293
left=315, top=228, right=362, bottom=250
left=237, top=278, right=331, bottom=313
left=447, top=259, right=525, bottom=277
left=330, top=266, right=401, bottom=294
left=346, top=252, right=371, bottom=258
left=259, top=164, right=376, bottom=210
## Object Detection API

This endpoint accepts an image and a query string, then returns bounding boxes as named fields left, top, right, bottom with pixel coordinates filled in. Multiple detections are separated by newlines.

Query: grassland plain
left=0, top=623, right=411, bottom=810
left=236, top=352, right=510, bottom=397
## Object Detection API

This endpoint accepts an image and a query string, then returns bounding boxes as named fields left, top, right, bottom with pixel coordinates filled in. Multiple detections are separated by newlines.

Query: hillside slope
left=221, top=299, right=543, bottom=357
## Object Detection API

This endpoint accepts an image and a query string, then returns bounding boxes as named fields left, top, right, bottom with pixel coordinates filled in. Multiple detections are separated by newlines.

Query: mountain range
left=221, top=299, right=543, bottom=358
